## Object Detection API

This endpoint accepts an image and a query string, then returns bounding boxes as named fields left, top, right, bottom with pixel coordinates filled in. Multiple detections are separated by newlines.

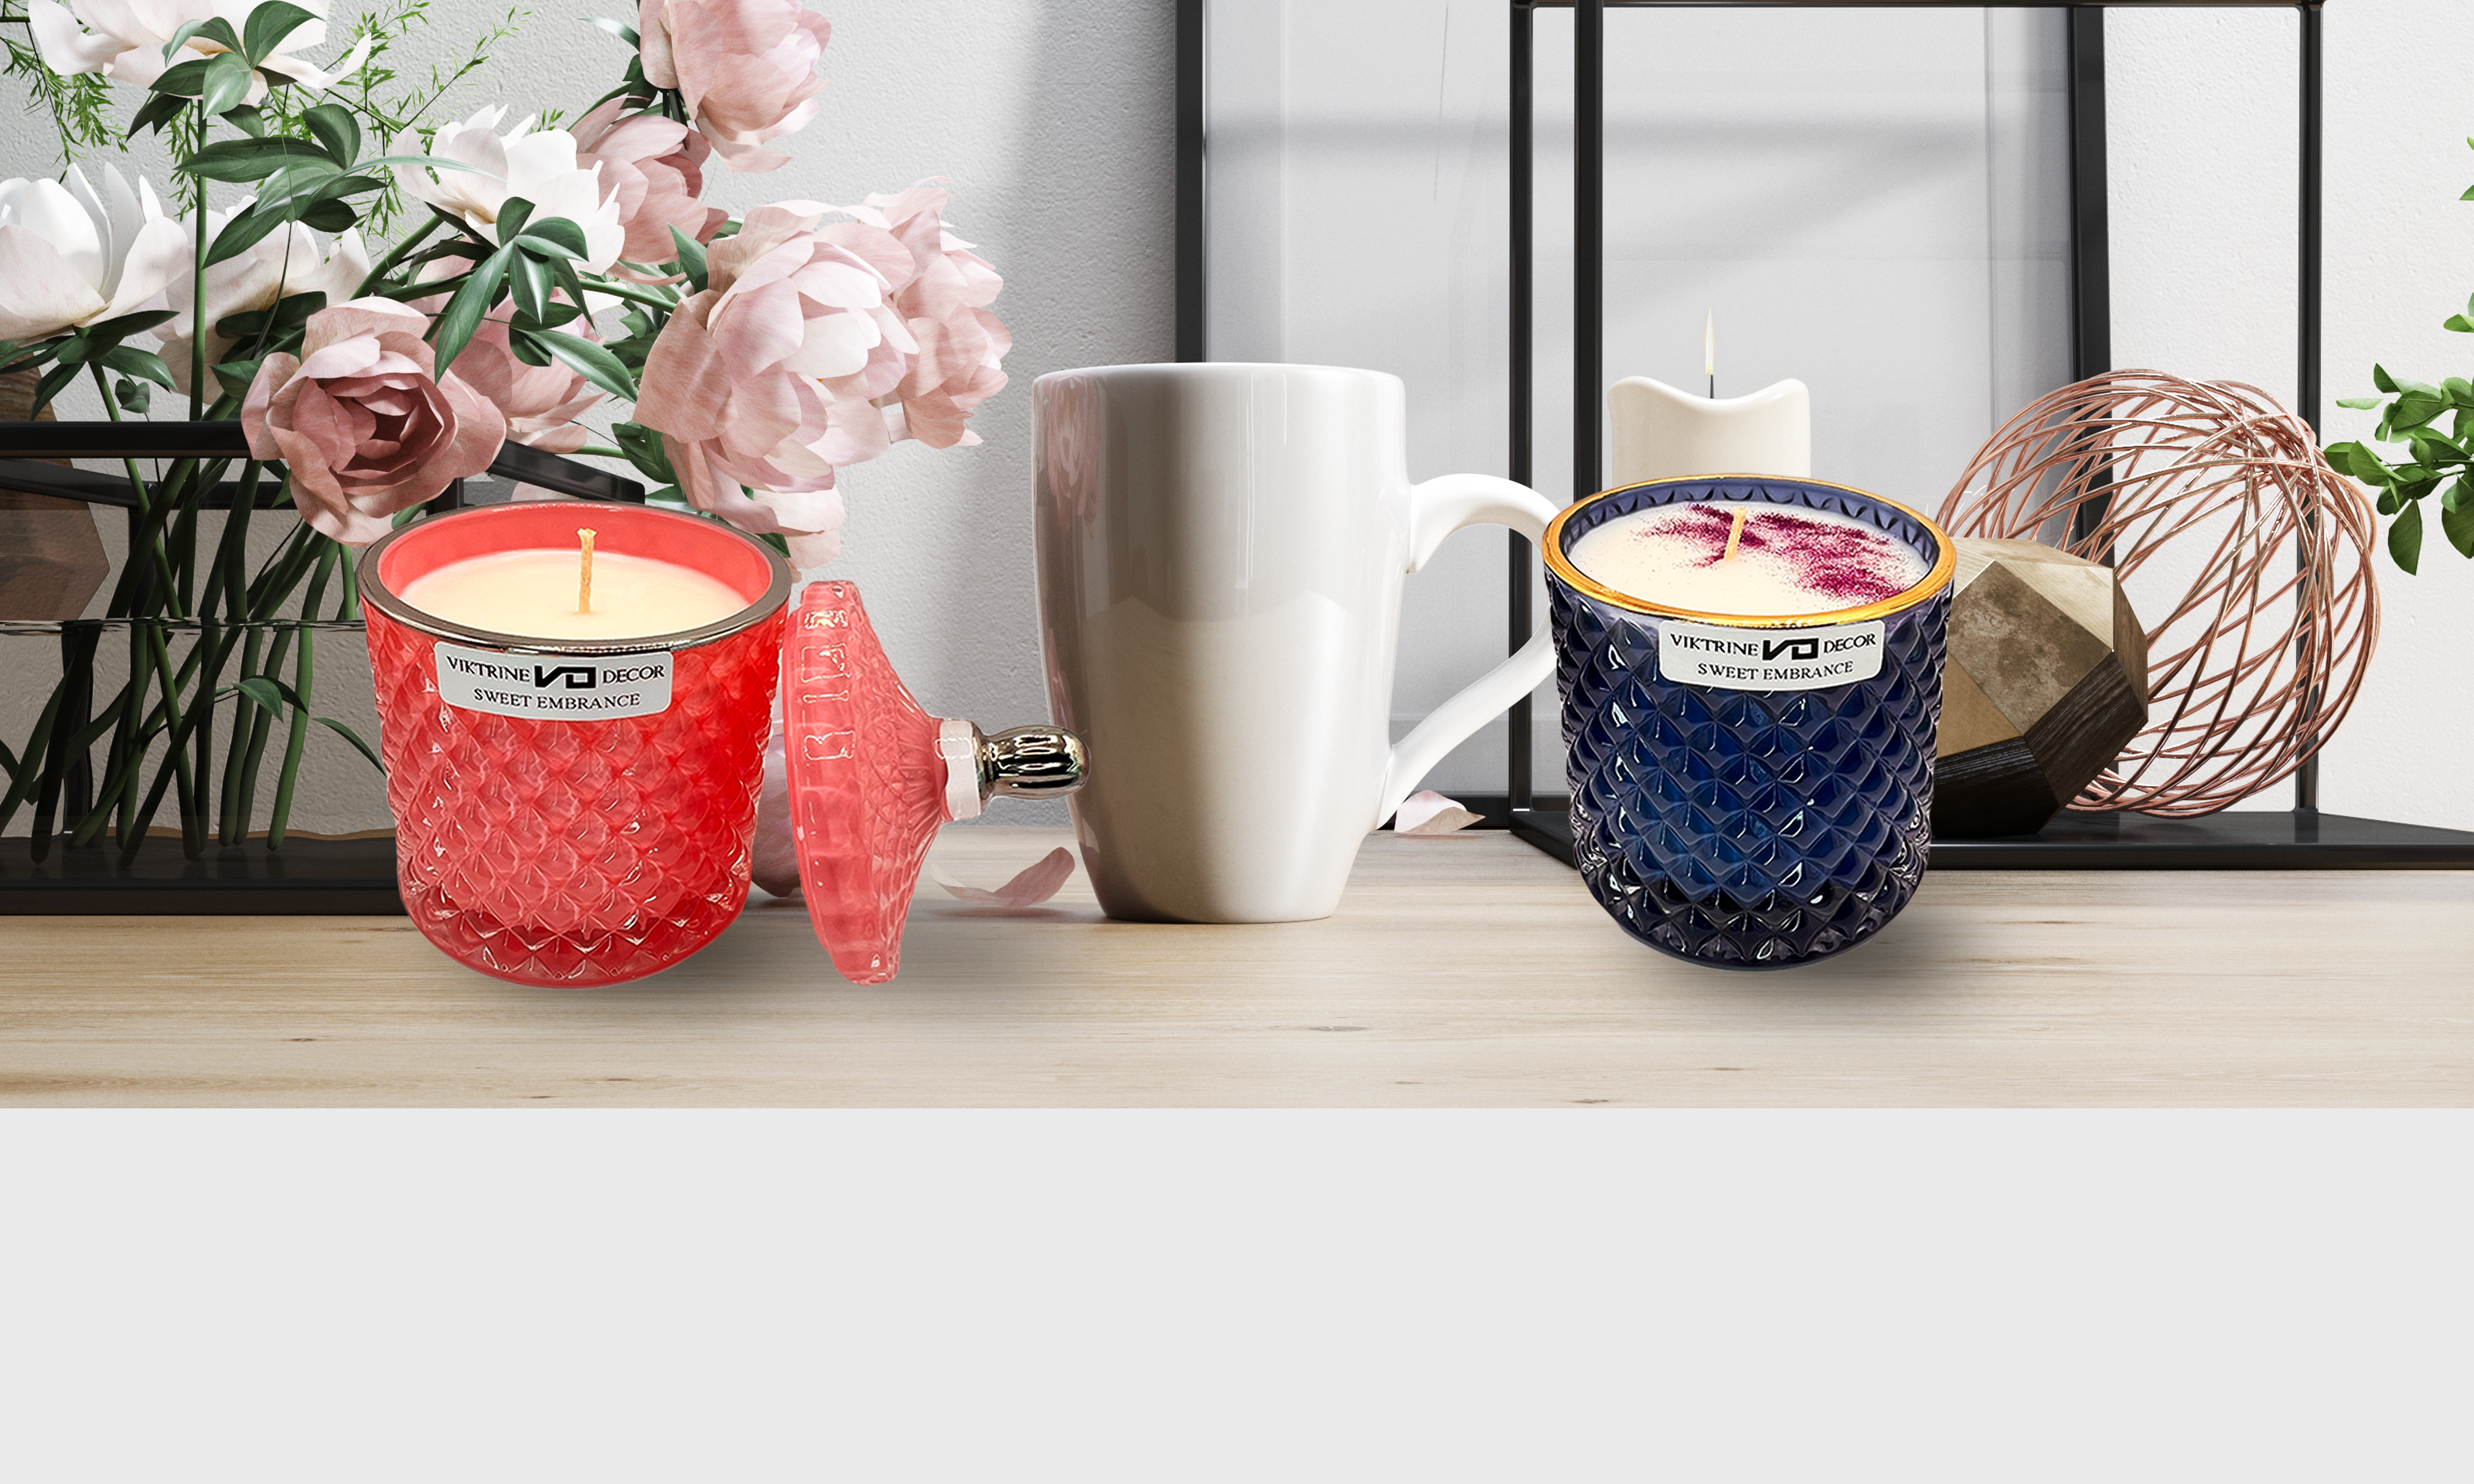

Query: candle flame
left=1722, top=505, right=1747, bottom=563
left=1703, top=308, right=1716, bottom=397
left=578, top=528, right=596, bottom=614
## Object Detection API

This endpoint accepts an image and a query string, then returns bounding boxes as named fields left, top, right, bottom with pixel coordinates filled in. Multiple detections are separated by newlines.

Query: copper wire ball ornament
left=1936, top=369, right=2380, bottom=818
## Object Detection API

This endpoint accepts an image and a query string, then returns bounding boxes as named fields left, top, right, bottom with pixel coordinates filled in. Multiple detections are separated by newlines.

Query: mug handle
left=1376, top=472, right=1564, bottom=828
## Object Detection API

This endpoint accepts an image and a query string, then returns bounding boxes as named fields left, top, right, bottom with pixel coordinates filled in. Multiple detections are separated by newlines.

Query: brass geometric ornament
left=1934, top=537, right=2151, bottom=839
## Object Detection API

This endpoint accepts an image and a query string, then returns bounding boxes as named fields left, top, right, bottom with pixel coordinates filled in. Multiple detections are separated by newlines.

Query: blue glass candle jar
left=1543, top=476, right=1956, bottom=969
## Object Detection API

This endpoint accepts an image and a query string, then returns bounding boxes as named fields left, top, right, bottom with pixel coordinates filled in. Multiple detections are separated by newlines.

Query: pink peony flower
left=833, top=182, right=1010, bottom=450
left=572, top=97, right=727, bottom=275
left=452, top=312, right=605, bottom=454
left=240, top=298, right=506, bottom=544
left=632, top=201, right=915, bottom=565
left=631, top=191, right=1010, bottom=567
left=639, top=0, right=830, bottom=172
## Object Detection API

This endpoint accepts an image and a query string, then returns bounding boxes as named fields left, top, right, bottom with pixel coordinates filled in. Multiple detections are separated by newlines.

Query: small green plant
left=2322, top=139, right=2474, bottom=574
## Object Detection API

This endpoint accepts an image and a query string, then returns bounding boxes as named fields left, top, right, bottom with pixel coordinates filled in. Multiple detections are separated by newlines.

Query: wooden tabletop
left=2, top=826, right=2466, bottom=1107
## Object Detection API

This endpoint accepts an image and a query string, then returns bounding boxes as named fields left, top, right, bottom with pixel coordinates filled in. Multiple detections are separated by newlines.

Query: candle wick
left=1722, top=507, right=1748, bottom=563
left=578, top=528, right=596, bottom=614
left=1703, top=307, right=1716, bottom=399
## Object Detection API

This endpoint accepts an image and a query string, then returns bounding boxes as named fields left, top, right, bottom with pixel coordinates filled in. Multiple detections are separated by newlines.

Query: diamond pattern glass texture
left=1549, top=478, right=1949, bottom=969
left=360, top=504, right=791, bottom=987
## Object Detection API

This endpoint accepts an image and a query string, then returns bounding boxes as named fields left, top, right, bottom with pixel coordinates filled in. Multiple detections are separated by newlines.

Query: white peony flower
left=155, top=199, right=373, bottom=391
left=394, top=107, right=625, bottom=275
left=29, top=0, right=369, bottom=101
left=0, top=166, right=189, bottom=343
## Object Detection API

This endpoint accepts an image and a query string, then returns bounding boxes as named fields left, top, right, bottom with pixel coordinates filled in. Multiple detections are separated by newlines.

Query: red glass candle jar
left=360, top=503, right=792, bottom=986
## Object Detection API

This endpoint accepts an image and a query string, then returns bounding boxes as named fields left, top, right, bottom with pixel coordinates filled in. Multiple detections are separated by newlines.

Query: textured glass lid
left=781, top=580, right=949, bottom=984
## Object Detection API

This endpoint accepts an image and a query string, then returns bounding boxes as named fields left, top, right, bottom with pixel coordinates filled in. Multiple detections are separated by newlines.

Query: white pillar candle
left=1569, top=501, right=1927, bottom=617
left=1607, top=376, right=1811, bottom=485
left=400, top=548, right=746, bottom=639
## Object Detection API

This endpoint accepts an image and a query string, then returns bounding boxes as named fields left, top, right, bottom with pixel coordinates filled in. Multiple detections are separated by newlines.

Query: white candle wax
left=1569, top=502, right=1928, bottom=617
left=400, top=548, right=746, bottom=639
left=1607, top=376, right=1811, bottom=484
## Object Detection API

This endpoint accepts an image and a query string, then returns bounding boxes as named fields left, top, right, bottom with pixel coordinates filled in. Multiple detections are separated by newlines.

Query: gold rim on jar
left=1542, top=474, right=1958, bottom=630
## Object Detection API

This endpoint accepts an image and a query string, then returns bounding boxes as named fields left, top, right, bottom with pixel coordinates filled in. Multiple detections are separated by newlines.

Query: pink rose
left=639, top=0, right=830, bottom=172
left=632, top=202, right=901, bottom=565
left=837, top=182, right=1010, bottom=449
left=240, top=298, right=506, bottom=544
left=572, top=97, right=727, bottom=274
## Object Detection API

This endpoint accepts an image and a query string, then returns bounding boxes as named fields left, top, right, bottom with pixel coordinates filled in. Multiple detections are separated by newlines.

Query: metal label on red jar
left=1656, top=618, right=1887, bottom=693
left=432, top=642, right=675, bottom=719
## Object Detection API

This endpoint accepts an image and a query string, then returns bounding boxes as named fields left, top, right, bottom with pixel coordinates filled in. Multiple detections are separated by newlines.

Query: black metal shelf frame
left=0, top=424, right=643, bottom=910
left=1177, top=0, right=2474, bottom=870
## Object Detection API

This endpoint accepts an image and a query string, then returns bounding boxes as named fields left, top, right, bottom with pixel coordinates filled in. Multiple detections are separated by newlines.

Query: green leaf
left=314, top=717, right=385, bottom=774
left=584, top=15, right=642, bottom=46
left=2389, top=391, right=2447, bottom=431
left=297, top=200, right=356, bottom=233
left=212, top=359, right=266, bottom=400
left=97, top=343, right=175, bottom=390
left=84, top=308, right=177, bottom=343
left=612, top=420, right=676, bottom=484
left=2445, top=378, right=2474, bottom=405
left=126, top=90, right=187, bottom=137
left=161, top=17, right=241, bottom=61
left=430, top=245, right=515, bottom=373
left=236, top=676, right=303, bottom=712
left=507, top=250, right=550, bottom=323
left=2375, top=488, right=2401, bottom=517
left=525, top=328, right=638, bottom=401
left=179, top=137, right=333, bottom=182
left=199, top=50, right=254, bottom=117
left=2445, top=315, right=2474, bottom=333
left=2390, top=496, right=2425, bottom=574
left=205, top=205, right=288, bottom=267
left=668, top=225, right=707, bottom=293
left=495, top=196, right=536, bottom=245
left=32, top=359, right=80, bottom=413
left=2445, top=482, right=2474, bottom=560
left=150, top=56, right=211, bottom=97
left=303, top=103, right=360, bottom=167
left=519, top=216, right=588, bottom=260
left=241, top=2, right=315, bottom=63
left=223, top=104, right=267, bottom=138
left=310, top=172, right=388, bottom=202
left=112, top=376, right=151, bottom=414
left=2372, top=363, right=2400, bottom=394
left=214, top=291, right=324, bottom=347
left=2334, top=396, right=2384, bottom=410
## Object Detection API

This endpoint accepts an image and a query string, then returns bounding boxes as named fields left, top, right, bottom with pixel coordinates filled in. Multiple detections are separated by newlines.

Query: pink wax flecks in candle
left=1568, top=501, right=1930, bottom=617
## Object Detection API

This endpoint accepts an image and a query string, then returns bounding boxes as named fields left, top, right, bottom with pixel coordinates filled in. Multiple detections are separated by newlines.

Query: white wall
left=10, top=0, right=2474, bottom=835
left=2111, top=0, right=2474, bottom=830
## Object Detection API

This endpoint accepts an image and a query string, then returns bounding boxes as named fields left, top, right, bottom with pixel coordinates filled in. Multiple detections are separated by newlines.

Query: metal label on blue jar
left=1656, top=618, right=1887, bottom=693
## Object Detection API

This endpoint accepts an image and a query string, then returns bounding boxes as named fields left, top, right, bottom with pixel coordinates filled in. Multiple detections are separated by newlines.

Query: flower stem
left=189, top=97, right=207, bottom=423
left=578, top=276, right=682, bottom=311
left=355, top=213, right=447, bottom=298
left=266, top=539, right=339, bottom=850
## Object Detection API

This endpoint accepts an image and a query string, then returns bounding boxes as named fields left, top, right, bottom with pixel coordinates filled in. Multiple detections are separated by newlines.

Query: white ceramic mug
left=1034, top=362, right=1559, bottom=923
